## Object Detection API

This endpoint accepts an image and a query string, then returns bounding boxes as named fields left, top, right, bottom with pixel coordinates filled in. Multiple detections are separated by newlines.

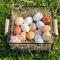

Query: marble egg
left=35, top=30, right=43, bottom=36
left=24, top=17, right=33, bottom=25
left=42, top=16, right=51, bottom=25
left=43, top=32, right=51, bottom=42
left=27, top=31, right=35, bottom=40
left=36, top=21, right=45, bottom=29
left=21, top=24, right=30, bottom=32
left=9, top=35, right=21, bottom=43
left=35, top=35, right=44, bottom=43
left=13, top=25, right=21, bottom=35
left=29, top=23, right=37, bottom=31
left=33, top=12, right=43, bottom=21
left=15, top=17, right=24, bottom=25
left=42, top=25, right=51, bottom=32
left=20, top=32, right=26, bottom=42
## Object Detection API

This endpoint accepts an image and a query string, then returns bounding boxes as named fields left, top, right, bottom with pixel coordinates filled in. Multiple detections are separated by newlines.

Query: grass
left=0, top=0, right=60, bottom=60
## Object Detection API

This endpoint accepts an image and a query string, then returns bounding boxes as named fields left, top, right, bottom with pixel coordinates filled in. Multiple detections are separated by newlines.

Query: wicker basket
left=5, top=5, right=54, bottom=52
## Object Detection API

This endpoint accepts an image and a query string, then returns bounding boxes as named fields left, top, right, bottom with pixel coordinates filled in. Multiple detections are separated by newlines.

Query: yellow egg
left=30, top=23, right=37, bottom=31
left=20, top=32, right=26, bottom=42
left=27, top=31, right=35, bottom=40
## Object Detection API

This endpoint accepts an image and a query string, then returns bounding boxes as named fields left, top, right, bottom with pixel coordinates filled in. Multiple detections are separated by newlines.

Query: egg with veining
left=21, top=24, right=30, bottom=32
left=27, top=31, right=35, bottom=40
left=30, top=23, right=36, bottom=31
left=36, top=21, right=45, bottom=29
left=42, top=25, right=51, bottom=32
left=15, top=17, right=24, bottom=25
left=13, top=25, right=21, bottom=35
left=24, top=17, right=33, bottom=25
left=20, top=32, right=26, bottom=42
left=42, top=16, right=51, bottom=25
left=35, top=35, right=44, bottom=43
left=43, top=32, right=51, bottom=42
left=9, top=35, right=21, bottom=43
left=33, top=12, right=43, bottom=21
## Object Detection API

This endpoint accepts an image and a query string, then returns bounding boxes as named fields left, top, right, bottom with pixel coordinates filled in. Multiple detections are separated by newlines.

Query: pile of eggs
left=10, top=12, right=52, bottom=43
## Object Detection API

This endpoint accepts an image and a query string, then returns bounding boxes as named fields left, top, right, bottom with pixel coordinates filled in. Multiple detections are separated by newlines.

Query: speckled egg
left=42, top=25, right=51, bottom=32
left=21, top=24, right=30, bottom=32
left=9, top=35, right=21, bottom=43
left=24, top=17, right=33, bottom=25
left=43, top=32, right=51, bottom=42
left=35, top=35, right=44, bottom=43
left=33, top=12, right=43, bottom=21
left=13, top=25, right=21, bottom=35
left=30, top=23, right=37, bottom=31
left=20, top=32, right=26, bottom=42
left=27, top=31, right=35, bottom=40
left=42, top=16, right=51, bottom=25
left=36, top=21, right=45, bottom=29
left=15, top=17, right=24, bottom=25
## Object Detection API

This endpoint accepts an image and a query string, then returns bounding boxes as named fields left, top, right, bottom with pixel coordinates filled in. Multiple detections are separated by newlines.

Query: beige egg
left=43, top=32, right=51, bottom=42
left=30, top=23, right=37, bottom=31
left=42, top=25, right=51, bottom=32
left=15, top=17, right=24, bottom=25
left=35, top=30, right=43, bottom=36
left=27, top=31, right=35, bottom=40
left=20, top=32, right=26, bottom=42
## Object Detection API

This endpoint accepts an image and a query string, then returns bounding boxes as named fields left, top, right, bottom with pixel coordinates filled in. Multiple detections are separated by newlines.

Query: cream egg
left=33, top=12, right=43, bottom=21
left=30, top=23, right=37, bottom=31
left=21, top=24, right=30, bottom=32
left=43, top=32, right=51, bottom=42
left=35, top=35, right=44, bottom=43
left=36, top=21, right=45, bottom=29
left=9, top=35, right=21, bottom=43
left=15, top=17, right=24, bottom=25
left=24, top=17, right=33, bottom=25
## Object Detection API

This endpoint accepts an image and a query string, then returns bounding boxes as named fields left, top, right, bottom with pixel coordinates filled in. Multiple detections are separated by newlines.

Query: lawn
left=0, top=0, right=60, bottom=60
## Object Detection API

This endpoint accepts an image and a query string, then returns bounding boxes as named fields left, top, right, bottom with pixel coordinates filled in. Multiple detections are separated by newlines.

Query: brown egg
left=30, top=23, right=36, bottom=31
left=13, top=25, right=21, bottom=35
left=20, top=32, right=26, bottom=42
left=27, top=31, right=35, bottom=40
left=35, top=30, right=43, bottom=36
left=42, top=16, right=51, bottom=25
left=42, top=25, right=51, bottom=32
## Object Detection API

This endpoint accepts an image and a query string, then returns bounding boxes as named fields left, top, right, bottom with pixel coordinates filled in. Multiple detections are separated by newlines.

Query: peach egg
left=15, top=17, right=24, bottom=25
left=29, top=23, right=37, bottom=31
left=27, top=31, right=35, bottom=40
left=42, top=16, right=51, bottom=25
left=13, top=25, right=21, bottom=35
left=42, top=25, right=51, bottom=32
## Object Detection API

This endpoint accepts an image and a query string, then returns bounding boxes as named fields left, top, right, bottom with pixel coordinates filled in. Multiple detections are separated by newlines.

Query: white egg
left=24, top=17, right=33, bottom=25
left=21, top=24, right=30, bottom=32
left=36, top=21, right=45, bottom=29
left=43, top=32, right=51, bottom=41
left=9, top=35, right=21, bottom=43
left=33, top=12, right=43, bottom=21
left=35, top=35, right=44, bottom=43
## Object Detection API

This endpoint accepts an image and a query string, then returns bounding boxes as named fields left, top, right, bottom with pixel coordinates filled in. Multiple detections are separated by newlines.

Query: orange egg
left=13, top=25, right=21, bottom=35
left=20, top=32, right=26, bottom=42
left=42, top=16, right=51, bottom=25
left=30, top=23, right=36, bottom=31
left=42, top=25, right=51, bottom=32
left=27, top=31, right=35, bottom=40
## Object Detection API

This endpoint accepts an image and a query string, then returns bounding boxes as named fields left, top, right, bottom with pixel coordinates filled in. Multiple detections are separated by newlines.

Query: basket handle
left=53, top=19, right=58, bottom=35
left=4, top=19, right=9, bottom=36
